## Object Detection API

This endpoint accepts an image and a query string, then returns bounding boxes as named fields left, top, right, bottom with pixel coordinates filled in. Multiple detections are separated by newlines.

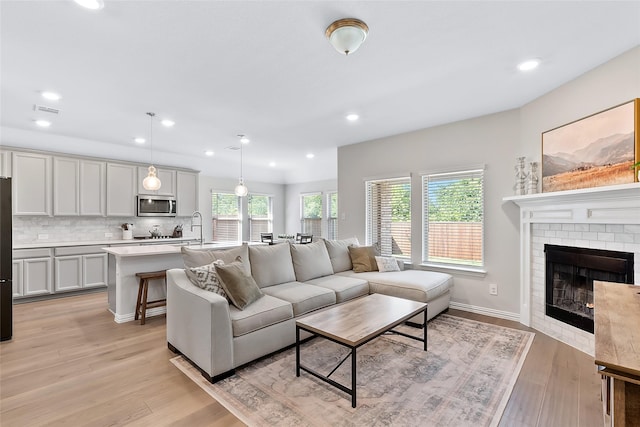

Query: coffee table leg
left=351, top=346, right=356, bottom=408
left=296, top=326, right=300, bottom=377
left=423, top=306, right=428, bottom=351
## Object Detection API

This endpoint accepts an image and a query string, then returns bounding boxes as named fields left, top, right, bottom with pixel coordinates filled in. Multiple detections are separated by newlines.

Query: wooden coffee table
left=295, top=293, right=428, bottom=408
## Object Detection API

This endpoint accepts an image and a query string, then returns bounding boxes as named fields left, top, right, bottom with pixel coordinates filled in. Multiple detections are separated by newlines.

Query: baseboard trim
left=449, top=302, right=520, bottom=322
left=113, top=306, right=167, bottom=324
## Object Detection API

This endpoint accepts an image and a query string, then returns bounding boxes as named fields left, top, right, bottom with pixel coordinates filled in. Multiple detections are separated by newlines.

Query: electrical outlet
left=105, top=232, right=113, bottom=238
left=489, top=283, right=498, bottom=296
left=38, top=234, right=48, bottom=240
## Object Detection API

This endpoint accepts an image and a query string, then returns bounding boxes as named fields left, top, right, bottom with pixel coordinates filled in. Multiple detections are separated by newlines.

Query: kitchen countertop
left=14, top=237, right=199, bottom=250
left=102, top=241, right=263, bottom=257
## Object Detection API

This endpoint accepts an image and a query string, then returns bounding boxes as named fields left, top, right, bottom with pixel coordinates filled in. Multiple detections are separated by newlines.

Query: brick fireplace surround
left=505, top=183, right=640, bottom=356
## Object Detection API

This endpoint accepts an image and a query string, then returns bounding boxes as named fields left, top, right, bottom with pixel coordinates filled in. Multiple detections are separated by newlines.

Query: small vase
left=122, top=229, right=133, bottom=240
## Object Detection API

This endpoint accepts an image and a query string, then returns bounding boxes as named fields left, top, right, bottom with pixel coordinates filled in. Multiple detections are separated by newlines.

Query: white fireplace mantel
left=503, top=183, right=640, bottom=328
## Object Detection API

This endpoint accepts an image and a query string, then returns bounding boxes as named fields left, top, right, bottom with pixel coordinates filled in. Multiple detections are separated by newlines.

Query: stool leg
left=140, top=278, right=149, bottom=325
left=135, top=277, right=144, bottom=321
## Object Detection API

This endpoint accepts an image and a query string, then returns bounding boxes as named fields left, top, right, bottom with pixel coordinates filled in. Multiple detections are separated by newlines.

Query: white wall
left=197, top=175, right=286, bottom=242
left=336, top=45, right=640, bottom=318
left=338, top=110, right=522, bottom=316
left=284, top=179, right=337, bottom=237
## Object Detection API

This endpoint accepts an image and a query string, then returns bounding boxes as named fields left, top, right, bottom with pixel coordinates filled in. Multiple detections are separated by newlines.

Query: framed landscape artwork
left=542, top=98, right=639, bottom=193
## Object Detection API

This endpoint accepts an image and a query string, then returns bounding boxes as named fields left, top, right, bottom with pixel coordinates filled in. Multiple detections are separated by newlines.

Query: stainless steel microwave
left=136, top=195, right=177, bottom=217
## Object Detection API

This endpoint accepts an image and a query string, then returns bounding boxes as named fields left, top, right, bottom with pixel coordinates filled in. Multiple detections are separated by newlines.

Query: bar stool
left=134, top=270, right=167, bottom=325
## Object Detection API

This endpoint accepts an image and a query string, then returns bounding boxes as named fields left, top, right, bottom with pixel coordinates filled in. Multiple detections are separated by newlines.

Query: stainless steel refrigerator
left=0, top=177, right=12, bottom=341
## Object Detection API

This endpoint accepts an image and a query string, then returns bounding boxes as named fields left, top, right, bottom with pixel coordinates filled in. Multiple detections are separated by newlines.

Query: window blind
left=366, top=177, right=411, bottom=258
left=211, top=192, right=240, bottom=242
left=422, top=169, right=484, bottom=267
left=248, top=194, right=272, bottom=242
left=301, top=193, right=322, bottom=237
left=327, top=192, right=338, bottom=240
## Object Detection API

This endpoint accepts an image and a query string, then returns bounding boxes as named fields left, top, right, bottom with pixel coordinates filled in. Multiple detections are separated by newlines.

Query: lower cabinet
left=54, top=247, right=107, bottom=292
left=12, top=249, right=53, bottom=297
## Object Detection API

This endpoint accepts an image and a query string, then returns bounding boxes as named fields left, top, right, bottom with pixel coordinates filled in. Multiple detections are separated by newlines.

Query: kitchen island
left=103, top=242, right=250, bottom=323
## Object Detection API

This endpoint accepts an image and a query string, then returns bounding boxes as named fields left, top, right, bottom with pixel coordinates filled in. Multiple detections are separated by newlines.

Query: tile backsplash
left=13, top=216, right=198, bottom=244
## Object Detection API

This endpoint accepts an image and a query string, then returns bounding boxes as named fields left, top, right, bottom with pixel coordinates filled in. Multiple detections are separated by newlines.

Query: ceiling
left=1, top=1, right=639, bottom=184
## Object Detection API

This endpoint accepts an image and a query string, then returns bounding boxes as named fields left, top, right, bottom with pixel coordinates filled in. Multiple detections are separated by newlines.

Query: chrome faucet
left=190, top=211, right=203, bottom=244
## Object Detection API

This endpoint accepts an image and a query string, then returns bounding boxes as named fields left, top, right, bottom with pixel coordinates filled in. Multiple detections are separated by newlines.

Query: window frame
left=300, top=192, right=323, bottom=238
left=326, top=191, right=338, bottom=240
left=247, top=193, right=273, bottom=242
left=210, top=190, right=241, bottom=242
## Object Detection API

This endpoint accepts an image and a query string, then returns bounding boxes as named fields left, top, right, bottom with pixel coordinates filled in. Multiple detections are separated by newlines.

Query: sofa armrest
left=166, top=268, right=234, bottom=379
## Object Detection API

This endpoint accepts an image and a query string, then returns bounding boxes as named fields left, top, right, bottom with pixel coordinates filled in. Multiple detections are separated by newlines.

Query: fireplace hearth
left=545, top=245, right=634, bottom=333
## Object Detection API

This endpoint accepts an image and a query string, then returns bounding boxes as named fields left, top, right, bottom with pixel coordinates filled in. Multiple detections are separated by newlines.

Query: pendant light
left=142, top=112, right=162, bottom=191
left=234, top=135, right=248, bottom=197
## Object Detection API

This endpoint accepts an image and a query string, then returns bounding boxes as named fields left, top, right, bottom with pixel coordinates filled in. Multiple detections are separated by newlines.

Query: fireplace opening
left=544, top=244, right=634, bottom=333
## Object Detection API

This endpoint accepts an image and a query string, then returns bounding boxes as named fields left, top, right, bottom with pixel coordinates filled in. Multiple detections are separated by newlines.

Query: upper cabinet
left=106, top=163, right=137, bottom=217
left=12, top=152, right=52, bottom=216
left=79, top=160, right=106, bottom=216
left=53, top=157, right=80, bottom=216
left=137, top=166, right=176, bottom=196
left=0, top=150, right=11, bottom=177
left=176, top=171, right=198, bottom=216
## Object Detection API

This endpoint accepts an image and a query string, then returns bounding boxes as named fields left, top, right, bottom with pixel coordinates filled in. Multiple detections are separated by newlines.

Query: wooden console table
left=594, top=280, right=640, bottom=426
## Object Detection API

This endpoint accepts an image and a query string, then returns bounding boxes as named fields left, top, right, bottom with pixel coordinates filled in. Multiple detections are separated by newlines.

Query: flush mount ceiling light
left=74, top=0, right=104, bottom=10
left=325, top=18, right=369, bottom=55
left=41, top=91, right=61, bottom=101
left=234, top=135, right=248, bottom=197
left=142, top=112, right=162, bottom=191
left=518, top=59, right=540, bottom=72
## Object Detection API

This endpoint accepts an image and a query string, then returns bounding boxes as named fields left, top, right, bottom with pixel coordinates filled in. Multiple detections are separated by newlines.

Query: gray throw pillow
left=290, top=239, right=334, bottom=282
left=324, top=237, right=360, bottom=273
left=182, top=244, right=250, bottom=284
left=215, top=256, right=263, bottom=310
left=187, top=260, right=228, bottom=299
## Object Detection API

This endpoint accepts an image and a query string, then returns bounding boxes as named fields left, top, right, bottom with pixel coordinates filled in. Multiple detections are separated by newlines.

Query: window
left=300, top=193, right=322, bottom=237
left=248, top=194, right=272, bottom=242
left=211, top=192, right=240, bottom=242
left=422, top=168, right=484, bottom=268
left=327, top=192, right=338, bottom=240
left=366, top=177, right=411, bottom=258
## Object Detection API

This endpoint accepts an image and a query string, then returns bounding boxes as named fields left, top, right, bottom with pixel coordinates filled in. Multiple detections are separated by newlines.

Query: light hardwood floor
left=0, top=292, right=602, bottom=426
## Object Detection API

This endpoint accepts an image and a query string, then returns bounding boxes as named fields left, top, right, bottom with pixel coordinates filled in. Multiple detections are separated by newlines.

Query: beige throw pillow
left=348, top=245, right=379, bottom=273
left=214, top=256, right=263, bottom=310
left=375, top=256, right=401, bottom=272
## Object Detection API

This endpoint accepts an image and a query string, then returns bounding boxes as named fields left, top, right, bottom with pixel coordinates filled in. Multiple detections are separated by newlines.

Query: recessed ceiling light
left=35, top=120, right=51, bottom=128
left=74, top=0, right=104, bottom=10
left=306, top=153, right=315, bottom=159
left=346, top=114, right=359, bottom=121
left=161, top=119, right=175, bottom=127
left=41, top=91, right=61, bottom=101
left=269, top=161, right=276, bottom=167
left=134, top=137, right=146, bottom=144
left=205, top=150, right=214, bottom=156
left=517, top=59, right=540, bottom=72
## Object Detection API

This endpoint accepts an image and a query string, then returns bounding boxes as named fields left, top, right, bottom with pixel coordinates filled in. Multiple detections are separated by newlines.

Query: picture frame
left=541, top=98, right=639, bottom=193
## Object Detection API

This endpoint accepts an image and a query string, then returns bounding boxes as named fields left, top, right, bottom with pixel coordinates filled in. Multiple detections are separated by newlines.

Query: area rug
left=171, top=314, right=534, bottom=427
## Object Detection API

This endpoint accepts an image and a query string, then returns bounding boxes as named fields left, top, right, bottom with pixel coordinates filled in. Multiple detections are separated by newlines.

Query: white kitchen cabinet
left=53, top=157, right=80, bottom=216
left=23, top=257, right=53, bottom=296
left=137, top=166, right=176, bottom=196
left=12, top=260, right=23, bottom=297
left=0, top=150, right=11, bottom=177
left=12, top=152, right=52, bottom=216
left=80, top=160, right=106, bottom=216
left=106, top=163, right=136, bottom=217
left=176, top=171, right=198, bottom=216
left=54, top=255, right=83, bottom=291
left=83, top=253, right=108, bottom=288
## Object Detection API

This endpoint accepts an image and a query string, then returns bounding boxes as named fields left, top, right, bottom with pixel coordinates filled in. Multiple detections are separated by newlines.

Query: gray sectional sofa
left=166, top=238, right=453, bottom=382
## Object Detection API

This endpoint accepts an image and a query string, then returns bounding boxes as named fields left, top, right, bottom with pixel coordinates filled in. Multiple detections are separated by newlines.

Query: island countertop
left=102, top=241, right=258, bottom=257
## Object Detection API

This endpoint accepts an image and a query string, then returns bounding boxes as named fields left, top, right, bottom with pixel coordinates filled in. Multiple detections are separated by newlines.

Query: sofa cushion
left=261, top=282, right=336, bottom=316
left=324, top=237, right=359, bottom=273
left=290, top=240, right=334, bottom=282
left=249, top=243, right=297, bottom=288
left=229, top=295, right=293, bottom=337
left=182, top=244, right=250, bottom=284
left=304, top=274, right=369, bottom=303
left=187, top=260, right=227, bottom=299
left=375, top=256, right=401, bottom=272
left=215, top=257, right=264, bottom=310
left=340, top=270, right=453, bottom=302
left=348, top=245, right=379, bottom=273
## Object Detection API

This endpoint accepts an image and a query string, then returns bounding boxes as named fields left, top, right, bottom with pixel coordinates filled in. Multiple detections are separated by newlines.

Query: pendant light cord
left=147, top=112, right=155, bottom=164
